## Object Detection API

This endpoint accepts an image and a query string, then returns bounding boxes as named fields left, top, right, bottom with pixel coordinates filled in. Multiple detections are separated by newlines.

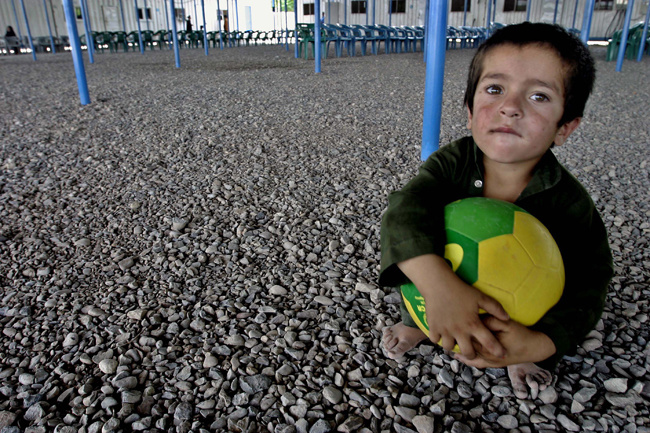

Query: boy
left=379, top=23, right=613, bottom=399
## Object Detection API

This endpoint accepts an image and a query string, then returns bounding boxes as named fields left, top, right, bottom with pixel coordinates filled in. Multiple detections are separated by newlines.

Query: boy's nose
left=499, top=95, right=523, bottom=118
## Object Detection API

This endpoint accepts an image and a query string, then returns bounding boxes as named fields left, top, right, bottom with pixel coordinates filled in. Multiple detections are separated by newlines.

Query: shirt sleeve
left=379, top=140, right=473, bottom=287
left=526, top=187, right=613, bottom=370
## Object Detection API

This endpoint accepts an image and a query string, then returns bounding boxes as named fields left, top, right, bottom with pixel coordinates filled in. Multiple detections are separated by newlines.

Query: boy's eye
left=485, top=85, right=503, bottom=95
left=530, top=93, right=550, bottom=102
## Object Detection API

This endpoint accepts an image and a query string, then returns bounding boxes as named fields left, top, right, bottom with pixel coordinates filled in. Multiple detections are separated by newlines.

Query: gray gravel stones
left=0, top=45, right=649, bottom=433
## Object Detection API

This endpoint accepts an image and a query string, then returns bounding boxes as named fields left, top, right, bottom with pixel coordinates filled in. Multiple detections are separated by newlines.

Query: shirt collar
left=470, top=138, right=562, bottom=200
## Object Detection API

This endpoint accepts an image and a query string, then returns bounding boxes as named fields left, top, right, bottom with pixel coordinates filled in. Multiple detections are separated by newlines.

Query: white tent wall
left=1, top=0, right=646, bottom=41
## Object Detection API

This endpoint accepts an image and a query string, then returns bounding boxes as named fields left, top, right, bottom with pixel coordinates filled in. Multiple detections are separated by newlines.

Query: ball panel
left=514, top=266, right=565, bottom=326
left=444, top=230, right=479, bottom=285
left=477, top=233, right=534, bottom=297
left=445, top=197, right=518, bottom=243
left=513, top=211, right=564, bottom=271
left=400, top=283, right=429, bottom=334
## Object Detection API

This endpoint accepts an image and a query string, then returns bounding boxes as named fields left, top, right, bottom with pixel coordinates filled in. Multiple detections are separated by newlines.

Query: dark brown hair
left=463, top=22, right=596, bottom=127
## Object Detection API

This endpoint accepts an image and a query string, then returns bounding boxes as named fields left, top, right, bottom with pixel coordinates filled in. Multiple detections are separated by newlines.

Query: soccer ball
left=401, top=197, right=564, bottom=340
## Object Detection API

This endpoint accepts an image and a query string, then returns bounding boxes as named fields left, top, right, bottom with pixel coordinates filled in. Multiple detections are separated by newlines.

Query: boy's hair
left=463, top=22, right=596, bottom=127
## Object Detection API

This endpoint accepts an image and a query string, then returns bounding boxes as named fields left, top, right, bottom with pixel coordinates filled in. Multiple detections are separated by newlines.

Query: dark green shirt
left=380, top=137, right=613, bottom=369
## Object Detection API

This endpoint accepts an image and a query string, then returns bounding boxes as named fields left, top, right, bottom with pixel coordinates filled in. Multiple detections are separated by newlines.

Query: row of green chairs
left=606, top=22, right=649, bottom=61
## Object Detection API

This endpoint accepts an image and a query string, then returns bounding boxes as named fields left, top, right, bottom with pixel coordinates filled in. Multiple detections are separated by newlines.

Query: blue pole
left=144, top=0, right=150, bottom=30
left=62, top=0, right=90, bottom=105
left=217, top=0, right=224, bottom=49
left=421, top=0, right=448, bottom=160
left=572, top=0, right=579, bottom=28
left=80, top=0, right=94, bottom=62
left=164, top=0, right=172, bottom=49
left=463, top=0, right=468, bottom=26
left=637, top=1, right=649, bottom=61
left=616, top=0, right=635, bottom=71
left=486, top=0, right=492, bottom=30
left=284, top=0, right=288, bottom=50
left=553, top=0, right=559, bottom=24
left=19, top=0, right=36, bottom=60
left=315, top=0, right=321, bottom=72
left=83, top=0, right=95, bottom=54
left=201, top=0, right=208, bottom=54
left=42, top=0, right=56, bottom=53
left=194, top=0, right=198, bottom=30
left=10, top=0, right=24, bottom=46
left=120, top=0, right=127, bottom=33
left=135, top=0, right=144, bottom=54
left=170, top=0, right=180, bottom=66
left=235, top=0, right=240, bottom=31
left=424, top=0, right=429, bottom=62
left=526, top=0, right=531, bottom=21
left=295, top=0, right=299, bottom=58
left=580, top=0, right=595, bottom=43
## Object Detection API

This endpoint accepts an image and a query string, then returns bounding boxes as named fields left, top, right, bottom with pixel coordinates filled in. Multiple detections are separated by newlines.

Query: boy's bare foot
left=507, top=362, right=553, bottom=399
left=382, top=322, right=428, bottom=360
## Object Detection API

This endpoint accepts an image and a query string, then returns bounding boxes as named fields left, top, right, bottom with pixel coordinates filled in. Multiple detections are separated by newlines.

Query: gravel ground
left=0, top=43, right=649, bottom=433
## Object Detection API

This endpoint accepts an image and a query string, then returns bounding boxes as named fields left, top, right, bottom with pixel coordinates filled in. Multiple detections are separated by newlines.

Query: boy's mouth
left=492, top=127, right=521, bottom=136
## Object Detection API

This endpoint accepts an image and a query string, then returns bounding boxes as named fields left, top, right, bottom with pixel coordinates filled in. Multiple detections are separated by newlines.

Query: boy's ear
left=553, top=117, right=581, bottom=147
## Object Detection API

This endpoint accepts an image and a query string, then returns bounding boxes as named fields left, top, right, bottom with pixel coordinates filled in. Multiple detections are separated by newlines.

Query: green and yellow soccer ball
left=401, top=197, right=564, bottom=341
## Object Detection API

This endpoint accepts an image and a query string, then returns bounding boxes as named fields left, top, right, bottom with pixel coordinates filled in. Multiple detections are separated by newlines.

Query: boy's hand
left=454, top=317, right=556, bottom=368
left=424, top=278, right=509, bottom=359
left=398, top=254, right=509, bottom=360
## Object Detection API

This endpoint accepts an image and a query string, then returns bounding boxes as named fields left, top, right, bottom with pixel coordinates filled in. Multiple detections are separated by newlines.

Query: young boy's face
left=467, top=44, right=580, bottom=169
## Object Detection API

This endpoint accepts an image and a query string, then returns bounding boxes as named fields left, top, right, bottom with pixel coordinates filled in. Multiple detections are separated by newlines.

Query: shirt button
left=474, top=180, right=483, bottom=188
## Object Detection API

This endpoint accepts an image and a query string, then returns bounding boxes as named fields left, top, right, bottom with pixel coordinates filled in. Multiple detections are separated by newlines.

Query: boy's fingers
left=474, top=328, right=506, bottom=358
left=455, top=337, right=477, bottom=360
left=478, top=294, right=509, bottom=321
left=482, top=316, right=509, bottom=332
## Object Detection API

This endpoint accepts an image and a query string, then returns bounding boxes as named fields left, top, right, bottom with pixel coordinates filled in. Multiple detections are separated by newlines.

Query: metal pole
left=315, top=0, right=321, bottom=72
left=10, top=0, right=24, bottom=46
left=372, top=0, right=375, bottom=25
left=616, top=0, right=635, bottom=71
left=328, top=1, right=331, bottom=24
left=134, top=0, right=144, bottom=54
left=284, top=0, right=288, bottom=50
left=80, top=0, right=94, bottom=62
left=572, top=0, right=579, bottom=28
left=62, top=0, right=90, bottom=104
left=164, top=0, right=172, bottom=49
left=637, top=0, right=649, bottom=61
left=194, top=0, right=198, bottom=30
left=492, top=0, right=496, bottom=23
left=424, top=0, right=429, bottom=62
left=144, top=0, right=149, bottom=30
left=83, top=0, right=95, bottom=50
left=217, top=0, right=224, bottom=48
left=463, top=0, right=468, bottom=26
left=389, top=0, right=392, bottom=26
left=421, top=0, right=448, bottom=159
left=42, top=0, right=56, bottom=53
left=120, top=0, right=127, bottom=32
left=526, top=0, right=531, bottom=21
left=201, top=0, right=208, bottom=54
left=366, top=0, right=368, bottom=25
left=580, top=0, right=595, bottom=44
left=295, top=0, right=299, bottom=58
left=344, top=0, right=347, bottom=25
left=235, top=0, right=239, bottom=30
left=553, top=0, right=559, bottom=24
left=486, top=0, right=492, bottom=30
left=19, top=0, right=36, bottom=60
left=170, top=0, right=180, bottom=66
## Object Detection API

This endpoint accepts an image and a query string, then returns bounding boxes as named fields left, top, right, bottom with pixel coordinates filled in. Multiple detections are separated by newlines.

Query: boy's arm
left=398, top=254, right=509, bottom=359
